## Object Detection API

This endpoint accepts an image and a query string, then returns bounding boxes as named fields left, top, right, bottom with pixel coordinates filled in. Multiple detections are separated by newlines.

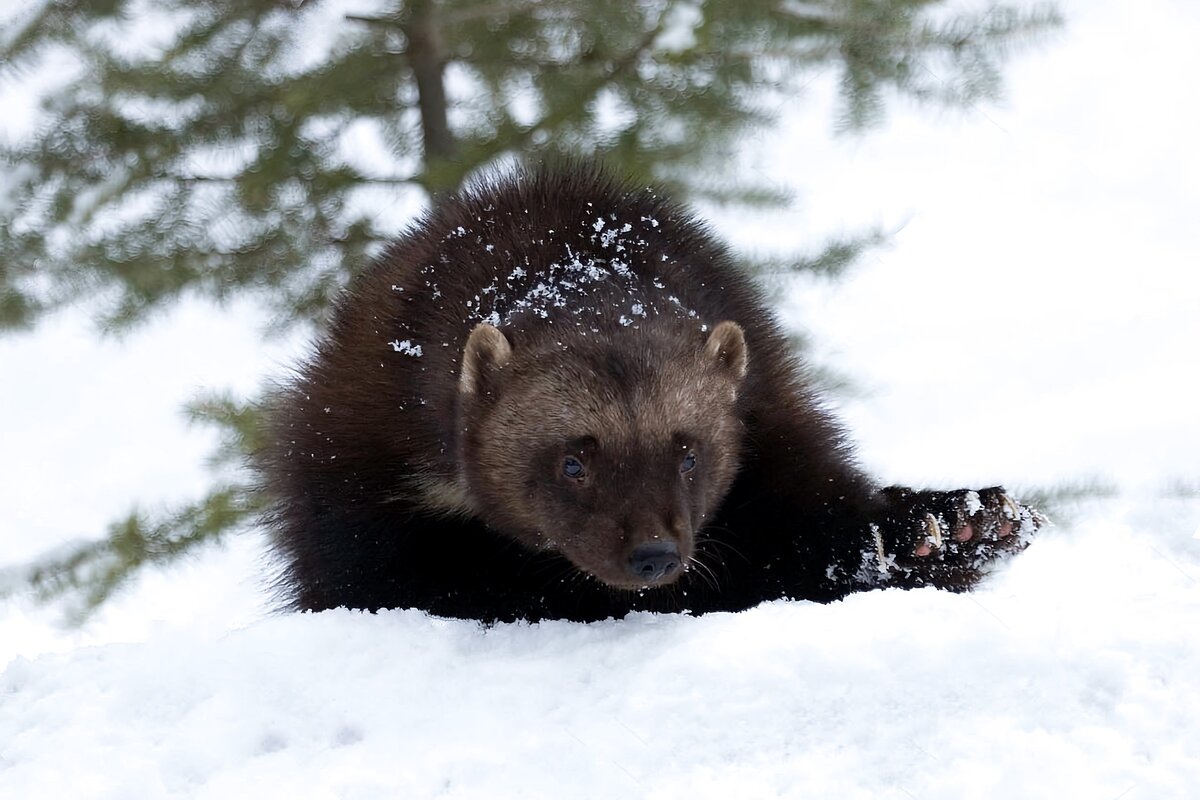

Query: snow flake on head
left=591, top=215, right=639, bottom=252
left=419, top=264, right=444, bottom=299
left=389, top=339, right=424, bottom=357
left=419, top=207, right=704, bottom=330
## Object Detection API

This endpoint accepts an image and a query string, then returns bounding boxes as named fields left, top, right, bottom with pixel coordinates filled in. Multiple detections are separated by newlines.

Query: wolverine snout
left=627, top=541, right=682, bottom=585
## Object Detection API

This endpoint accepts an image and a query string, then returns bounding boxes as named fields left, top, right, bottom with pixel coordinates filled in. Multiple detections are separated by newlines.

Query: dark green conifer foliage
left=0, top=0, right=1059, bottom=618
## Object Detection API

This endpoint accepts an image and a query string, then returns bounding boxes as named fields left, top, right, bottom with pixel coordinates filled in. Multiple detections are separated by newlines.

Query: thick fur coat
left=260, top=166, right=1037, bottom=622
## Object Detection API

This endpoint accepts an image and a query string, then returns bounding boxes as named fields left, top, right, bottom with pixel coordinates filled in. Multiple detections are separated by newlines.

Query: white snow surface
left=3, top=0, right=1200, bottom=796
left=3, top=496, right=1199, bottom=798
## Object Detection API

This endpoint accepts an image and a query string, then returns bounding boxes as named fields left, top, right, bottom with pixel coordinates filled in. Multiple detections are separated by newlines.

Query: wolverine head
left=457, top=319, right=747, bottom=590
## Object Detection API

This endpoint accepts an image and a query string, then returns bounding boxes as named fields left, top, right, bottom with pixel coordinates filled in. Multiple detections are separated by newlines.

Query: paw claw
left=1000, top=492, right=1021, bottom=519
left=915, top=513, right=944, bottom=556
left=878, top=486, right=1041, bottom=590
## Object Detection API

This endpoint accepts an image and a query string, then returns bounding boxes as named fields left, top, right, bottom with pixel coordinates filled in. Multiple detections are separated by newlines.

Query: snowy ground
left=2, top=497, right=1198, bottom=798
left=2, top=0, right=1199, bottom=796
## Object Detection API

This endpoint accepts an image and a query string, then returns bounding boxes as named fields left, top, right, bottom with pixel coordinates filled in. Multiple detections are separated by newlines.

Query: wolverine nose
left=628, top=541, right=681, bottom=583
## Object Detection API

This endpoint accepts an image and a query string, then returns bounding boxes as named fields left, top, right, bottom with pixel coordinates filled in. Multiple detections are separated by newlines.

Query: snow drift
left=3, top=495, right=1197, bottom=798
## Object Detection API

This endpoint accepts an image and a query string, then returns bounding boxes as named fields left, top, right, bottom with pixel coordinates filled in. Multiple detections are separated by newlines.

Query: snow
left=388, top=339, right=423, bottom=358
left=439, top=218, right=702, bottom=332
left=654, top=2, right=702, bottom=54
left=2, top=0, right=1200, bottom=795
left=2, top=498, right=1198, bottom=798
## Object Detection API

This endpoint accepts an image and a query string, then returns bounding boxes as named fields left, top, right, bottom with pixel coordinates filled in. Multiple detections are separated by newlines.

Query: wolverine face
left=458, top=320, right=747, bottom=589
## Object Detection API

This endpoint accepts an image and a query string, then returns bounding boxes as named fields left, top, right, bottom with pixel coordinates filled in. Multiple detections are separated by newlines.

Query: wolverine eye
left=680, top=452, right=697, bottom=473
left=563, top=456, right=585, bottom=479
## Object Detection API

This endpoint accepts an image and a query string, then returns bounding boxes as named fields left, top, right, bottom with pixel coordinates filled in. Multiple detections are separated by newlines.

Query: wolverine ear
left=460, top=323, right=513, bottom=396
left=703, top=321, right=748, bottom=381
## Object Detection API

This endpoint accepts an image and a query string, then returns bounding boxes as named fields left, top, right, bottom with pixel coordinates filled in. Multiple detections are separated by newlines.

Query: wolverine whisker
left=685, top=555, right=720, bottom=592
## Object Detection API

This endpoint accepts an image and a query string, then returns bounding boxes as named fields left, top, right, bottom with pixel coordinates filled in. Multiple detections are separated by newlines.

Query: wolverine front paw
left=872, top=486, right=1043, bottom=591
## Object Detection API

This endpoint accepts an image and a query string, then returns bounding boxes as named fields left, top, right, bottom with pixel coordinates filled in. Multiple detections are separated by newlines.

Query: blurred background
left=1, top=0, right=1197, bottom=660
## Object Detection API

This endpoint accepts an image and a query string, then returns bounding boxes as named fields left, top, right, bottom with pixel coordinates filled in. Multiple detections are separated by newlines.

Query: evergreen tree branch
left=3, top=484, right=261, bottom=625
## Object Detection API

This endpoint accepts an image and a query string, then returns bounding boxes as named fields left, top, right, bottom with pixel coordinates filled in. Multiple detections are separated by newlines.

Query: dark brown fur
left=259, top=165, right=1038, bottom=622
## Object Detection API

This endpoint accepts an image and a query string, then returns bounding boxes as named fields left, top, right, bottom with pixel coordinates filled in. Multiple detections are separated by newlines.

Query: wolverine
left=260, top=164, right=1039, bottom=622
